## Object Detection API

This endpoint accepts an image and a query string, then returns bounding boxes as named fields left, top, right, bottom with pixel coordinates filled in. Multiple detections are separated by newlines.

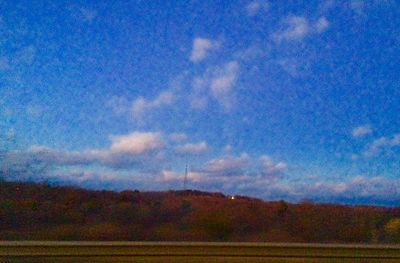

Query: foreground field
left=1, top=242, right=400, bottom=262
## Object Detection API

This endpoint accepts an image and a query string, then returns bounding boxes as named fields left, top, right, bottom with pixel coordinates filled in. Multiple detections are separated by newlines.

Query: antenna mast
left=183, top=160, right=188, bottom=190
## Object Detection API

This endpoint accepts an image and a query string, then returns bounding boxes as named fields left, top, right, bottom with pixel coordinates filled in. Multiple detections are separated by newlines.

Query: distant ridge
left=1, top=180, right=399, bottom=243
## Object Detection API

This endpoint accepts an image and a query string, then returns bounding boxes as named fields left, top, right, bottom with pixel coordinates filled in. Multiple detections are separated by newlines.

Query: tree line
left=1, top=180, right=400, bottom=243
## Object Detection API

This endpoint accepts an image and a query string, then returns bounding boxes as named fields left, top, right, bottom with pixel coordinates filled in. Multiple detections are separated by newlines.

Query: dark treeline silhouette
left=1, top=180, right=400, bottom=243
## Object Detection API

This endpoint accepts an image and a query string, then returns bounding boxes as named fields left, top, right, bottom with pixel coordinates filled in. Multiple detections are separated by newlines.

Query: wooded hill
left=1, top=180, right=400, bottom=243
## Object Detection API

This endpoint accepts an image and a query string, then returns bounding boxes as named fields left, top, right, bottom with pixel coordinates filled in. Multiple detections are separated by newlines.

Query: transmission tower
left=183, top=161, right=188, bottom=190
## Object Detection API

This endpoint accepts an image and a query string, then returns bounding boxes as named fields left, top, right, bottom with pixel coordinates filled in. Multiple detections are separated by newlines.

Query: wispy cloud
left=131, top=90, right=174, bottom=119
left=273, top=15, right=310, bottom=42
left=190, top=61, right=239, bottom=112
left=245, top=1, right=269, bottom=17
left=190, top=76, right=209, bottom=110
left=276, top=57, right=310, bottom=77
left=16, top=45, right=36, bottom=65
left=231, top=175, right=400, bottom=205
left=78, top=7, right=97, bottom=23
left=106, top=96, right=130, bottom=116
left=352, top=125, right=372, bottom=138
left=157, top=170, right=181, bottom=182
left=158, top=169, right=204, bottom=183
left=349, top=0, right=365, bottom=15
left=159, top=153, right=289, bottom=188
left=169, top=133, right=187, bottom=142
left=3, top=146, right=288, bottom=192
left=223, top=144, right=233, bottom=153
left=210, top=61, right=239, bottom=111
left=259, top=155, right=287, bottom=177
left=234, top=45, right=265, bottom=61
left=190, top=37, right=220, bottom=62
left=318, top=0, right=336, bottom=13
left=302, top=176, right=400, bottom=204
left=175, top=141, right=208, bottom=155
left=25, top=104, right=44, bottom=119
left=319, top=0, right=394, bottom=17
left=165, top=153, right=290, bottom=195
left=315, top=16, right=329, bottom=33
left=202, top=153, right=250, bottom=176
left=273, top=15, right=329, bottom=42
left=363, top=133, right=400, bottom=157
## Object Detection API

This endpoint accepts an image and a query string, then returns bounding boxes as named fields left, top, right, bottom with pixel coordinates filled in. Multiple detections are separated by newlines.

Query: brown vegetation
left=0, top=181, right=399, bottom=243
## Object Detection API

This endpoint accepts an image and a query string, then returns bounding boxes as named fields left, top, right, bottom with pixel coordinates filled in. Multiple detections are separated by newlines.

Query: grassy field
left=1, top=242, right=400, bottom=262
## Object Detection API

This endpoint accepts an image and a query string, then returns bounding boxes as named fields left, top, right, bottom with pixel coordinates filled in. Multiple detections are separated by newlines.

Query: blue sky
left=0, top=0, right=399, bottom=205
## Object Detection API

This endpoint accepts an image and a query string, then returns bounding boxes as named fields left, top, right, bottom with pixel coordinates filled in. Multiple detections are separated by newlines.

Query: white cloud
left=131, top=97, right=147, bottom=116
left=210, top=61, right=239, bottom=111
left=1, top=131, right=167, bottom=176
left=352, top=125, right=372, bottom=138
left=274, top=15, right=310, bottom=42
left=245, top=1, right=269, bottom=17
left=158, top=170, right=204, bottom=183
left=273, top=15, right=329, bottom=42
left=190, top=37, right=220, bottom=62
left=231, top=174, right=400, bottom=204
left=168, top=153, right=290, bottom=191
left=190, top=61, right=239, bottom=111
left=5, top=137, right=400, bottom=204
left=2, top=145, right=296, bottom=200
left=202, top=153, right=249, bottom=175
left=154, top=91, right=174, bottom=105
left=175, top=141, right=208, bottom=155
left=187, top=171, right=206, bottom=183
left=110, top=132, right=164, bottom=155
left=364, top=133, right=400, bottom=157
left=158, top=170, right=181, bottom=182
left=131, top=90, right=174, bottom=119
left=259, top=155, right=287, bottom=176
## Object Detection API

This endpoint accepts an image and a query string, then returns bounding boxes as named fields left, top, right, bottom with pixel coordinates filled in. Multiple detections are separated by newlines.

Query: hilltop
left=1, top=180, right=399, bottom=243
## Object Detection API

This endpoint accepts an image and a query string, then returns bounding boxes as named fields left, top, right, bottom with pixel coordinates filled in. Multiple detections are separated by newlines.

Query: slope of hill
left=1, top=180, right=399, bottom=243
